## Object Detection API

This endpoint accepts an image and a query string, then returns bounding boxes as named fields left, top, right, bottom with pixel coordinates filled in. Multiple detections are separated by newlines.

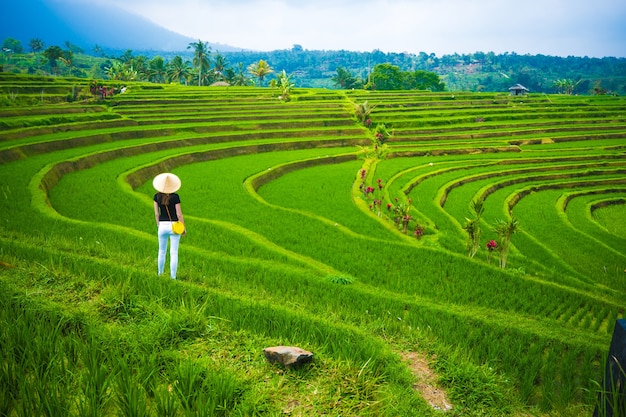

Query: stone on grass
left=263, top=346, right=313, bottom=368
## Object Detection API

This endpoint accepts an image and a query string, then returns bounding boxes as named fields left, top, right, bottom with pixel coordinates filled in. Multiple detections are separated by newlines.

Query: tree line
left=0, top=37, right=278, bottom=88
left=332, top=63, right=445, bottom=91
left=2, top=36, right=625, bottom=94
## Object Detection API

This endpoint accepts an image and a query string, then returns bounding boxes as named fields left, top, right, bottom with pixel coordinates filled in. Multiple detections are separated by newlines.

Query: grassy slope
left=1, top=75, right=625, bottom=416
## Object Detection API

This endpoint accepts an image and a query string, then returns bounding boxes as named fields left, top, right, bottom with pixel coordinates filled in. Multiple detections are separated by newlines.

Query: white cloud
left=56, top=0, right=626, bottom=56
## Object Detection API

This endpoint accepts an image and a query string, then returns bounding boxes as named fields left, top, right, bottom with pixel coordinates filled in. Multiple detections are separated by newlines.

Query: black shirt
left=154, top=193, right=181, bottom=222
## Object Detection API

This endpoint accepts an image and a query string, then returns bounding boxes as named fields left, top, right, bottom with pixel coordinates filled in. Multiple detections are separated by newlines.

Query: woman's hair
left=160, top=193, right=171, bottom=205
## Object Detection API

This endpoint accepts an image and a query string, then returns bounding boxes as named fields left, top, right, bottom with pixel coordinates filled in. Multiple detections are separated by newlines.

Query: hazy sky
left=63, top=0, right=626, bottom=57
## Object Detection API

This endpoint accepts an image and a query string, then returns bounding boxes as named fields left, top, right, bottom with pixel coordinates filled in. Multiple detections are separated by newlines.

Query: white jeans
left=158, top=222, right=181, bottom=279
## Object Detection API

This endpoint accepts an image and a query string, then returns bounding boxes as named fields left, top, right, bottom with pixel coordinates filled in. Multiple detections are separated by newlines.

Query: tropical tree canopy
left=247, top=59, right=273, bottom=86
left=332, top=66, right=362, bottom=89
left=148, top=56, right=167, bottom=83
left=29, top=38, right=45, bottom=54
left=367, top=63, right=404, bottom=90
left=231, top=62, right=250, bottom=86
left=213, top=53, right=227, bottom=81
left=406, top=70, right=446, bottom=91
left=43, top=45, right=63, bottom=68
left=58, top=49, right=74, bottom=75
left=1, top=38, right=625, bottom=93
left=166, top=55, right=192, bottom=85
left=553, top=78, right=581, bottom=95
left=2, top=37, right=23, bottom=53
left=187, top=39, right=211, bottom=86
left=366, top=63, right=445, bottom=91
left=105, top=60, right=138, bottom=81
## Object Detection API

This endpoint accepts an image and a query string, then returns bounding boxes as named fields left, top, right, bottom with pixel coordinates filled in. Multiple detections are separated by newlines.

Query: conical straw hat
left=152, top=173, right=181, bottom=193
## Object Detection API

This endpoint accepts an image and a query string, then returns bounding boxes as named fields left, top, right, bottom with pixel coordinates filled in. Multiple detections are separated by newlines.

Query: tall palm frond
left=247, top=59, right=273, bottom=86
left=166, top=56, right=192, bottom=85
left=187, top=40, right=211, bottom=86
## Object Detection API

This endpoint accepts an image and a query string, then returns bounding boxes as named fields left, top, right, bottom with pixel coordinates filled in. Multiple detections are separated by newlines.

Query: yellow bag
left=172, top=221, right=185, bottom=235
left=164, top=203, right=185, bottom=234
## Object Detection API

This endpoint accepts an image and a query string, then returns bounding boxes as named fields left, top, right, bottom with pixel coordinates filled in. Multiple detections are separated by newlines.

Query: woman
left=153, top=172, right=186, bottom=279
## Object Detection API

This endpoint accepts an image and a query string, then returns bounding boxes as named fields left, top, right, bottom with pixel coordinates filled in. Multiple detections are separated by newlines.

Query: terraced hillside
left=1, top=73, right=625, bottom=416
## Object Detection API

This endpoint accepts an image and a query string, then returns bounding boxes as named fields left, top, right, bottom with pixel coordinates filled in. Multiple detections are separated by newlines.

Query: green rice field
left=1, top=73, right=625, bottom=416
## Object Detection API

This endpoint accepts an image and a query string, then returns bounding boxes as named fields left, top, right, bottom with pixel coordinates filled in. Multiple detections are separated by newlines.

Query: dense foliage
left=2, top=36, right=626, bottom=93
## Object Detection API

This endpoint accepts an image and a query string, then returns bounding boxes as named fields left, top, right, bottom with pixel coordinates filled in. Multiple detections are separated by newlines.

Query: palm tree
left=106, top=61, right=137, bottom=81
left=231, top=62, right=249, bottom=86
left=187, top=40, right=211, bottom=86
left=43, top=45, right=63, bottom=74
left=29, top=38, right=44, bottom=55
left=147, top=56, right=167, bottom=83
left=58, top=49, right=74, bottom=76
left=106, top=61, right=124, bottom=80
left=128, top=55, right=148, bottom=81
left=354, top=101, right=375, bottom=124
left=166, top=56, right=192, bottom=85
left=93, top=44, right=105, bottom=57
left=213, top=52, right=226, bottom=81
left=553, top=78, right=581, bottom=95
left=332, top=66, right=361, bottom=89
left=124, top=66, right=139, bottom=81
left=494, top=217, right=519, bottom=269
left=463, top=199, right=484, bottom=258
left=272, top=70, right=294, bottom=101
left=247, top=59, right=273, bottom=86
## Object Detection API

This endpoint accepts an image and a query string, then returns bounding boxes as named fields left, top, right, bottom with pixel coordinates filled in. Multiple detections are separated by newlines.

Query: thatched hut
left=509, top=84, right=529, bottom=96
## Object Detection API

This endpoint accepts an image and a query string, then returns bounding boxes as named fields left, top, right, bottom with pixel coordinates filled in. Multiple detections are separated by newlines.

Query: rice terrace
left=1, top=72, right=626, bottom=416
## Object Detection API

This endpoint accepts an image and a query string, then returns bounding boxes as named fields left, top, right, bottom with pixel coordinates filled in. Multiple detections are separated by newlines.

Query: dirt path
left=401, top=351, right=453, bottom=412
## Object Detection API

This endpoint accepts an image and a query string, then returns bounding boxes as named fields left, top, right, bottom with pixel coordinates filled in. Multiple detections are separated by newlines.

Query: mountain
left=0, top=0, right=241, bottom=53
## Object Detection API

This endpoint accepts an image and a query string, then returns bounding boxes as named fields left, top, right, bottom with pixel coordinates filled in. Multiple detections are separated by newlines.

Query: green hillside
left=2, top=44, right=626, bottom=93
left=1, top=73, right=625, bottom=416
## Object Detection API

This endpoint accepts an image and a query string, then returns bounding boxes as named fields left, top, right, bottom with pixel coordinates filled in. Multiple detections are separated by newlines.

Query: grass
left=592, top=201, right=626, bottom=239
left=1, top=76, right=625, bottom=416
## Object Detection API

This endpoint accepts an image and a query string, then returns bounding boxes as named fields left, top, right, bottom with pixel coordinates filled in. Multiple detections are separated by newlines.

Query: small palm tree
left=463, top=218, right=481, bottom=258
left=58, top=49, right=73, bottom=76
left=354, top=101, right=375, bottom=124
left=247, top=59, right=273, bottom=86
left=463, top=198, right=485, bottom=258
left=273, top=70, right=294, bottom=101
left=553, top=78, right=581, bottom=95
left=494, top=217, right=519, bottom=269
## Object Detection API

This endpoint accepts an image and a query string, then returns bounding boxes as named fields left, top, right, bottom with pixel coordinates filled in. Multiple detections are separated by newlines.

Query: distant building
left=509, top=84, right=529, bottom=96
